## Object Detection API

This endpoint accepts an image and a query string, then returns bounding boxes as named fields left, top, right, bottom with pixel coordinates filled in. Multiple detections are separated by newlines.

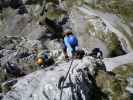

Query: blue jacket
left=64, top=35, right=78, bottom=55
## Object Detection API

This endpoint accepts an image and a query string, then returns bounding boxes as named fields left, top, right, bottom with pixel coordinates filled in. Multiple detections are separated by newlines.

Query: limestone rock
left=2, top=56, right=104, bottom=100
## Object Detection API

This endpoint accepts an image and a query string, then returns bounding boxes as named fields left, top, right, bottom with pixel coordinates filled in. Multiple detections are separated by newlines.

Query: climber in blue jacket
left=63, top=29, right=79, bottom=59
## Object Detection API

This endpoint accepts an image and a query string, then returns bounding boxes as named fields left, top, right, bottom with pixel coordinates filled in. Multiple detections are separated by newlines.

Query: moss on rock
left=113, top=64, right=133, bottom=80
left=95, top=64, right=133, bottom=100
left=95, top=70, right=130, bottom=100
left=86, top=22, right=125, bottom=57
left=94, top=0, right=133, bottom=22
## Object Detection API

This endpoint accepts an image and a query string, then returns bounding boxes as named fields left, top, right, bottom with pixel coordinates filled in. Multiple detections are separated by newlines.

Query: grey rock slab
left=2, top=57, right=99, bottom=100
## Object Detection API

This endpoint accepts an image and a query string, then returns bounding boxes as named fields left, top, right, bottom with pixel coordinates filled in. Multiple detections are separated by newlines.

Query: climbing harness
left=59, top=59, right=74, bottom=100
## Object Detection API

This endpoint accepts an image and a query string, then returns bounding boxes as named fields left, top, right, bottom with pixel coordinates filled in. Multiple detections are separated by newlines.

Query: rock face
left=126, top=76, right=133, bottom=94
left=0, top=0, right=133, bottom=100
left=0, top=36, right=41, bottom=81
left=0, top=0, right=133, bottom=57
left=70, top=6, right=132, bottom=56
left=103, top=52, right=133, bottom=71
left=2, top=57, right=104, bottom=100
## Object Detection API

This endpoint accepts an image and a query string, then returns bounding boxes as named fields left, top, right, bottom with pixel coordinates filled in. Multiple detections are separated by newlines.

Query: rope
left=59, top=59, right=74, bottom=100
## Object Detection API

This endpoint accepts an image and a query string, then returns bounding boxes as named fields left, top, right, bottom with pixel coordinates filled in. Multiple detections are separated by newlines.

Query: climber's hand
left=64, top=54, right=69, bottom=61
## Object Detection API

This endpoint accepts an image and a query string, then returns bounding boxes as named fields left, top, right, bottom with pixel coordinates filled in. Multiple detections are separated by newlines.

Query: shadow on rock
left=0, top=0, right=28, bottom=14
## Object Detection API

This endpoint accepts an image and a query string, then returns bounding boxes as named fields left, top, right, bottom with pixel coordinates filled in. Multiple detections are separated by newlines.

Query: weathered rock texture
left=2, top=57, right=104, bottom=100
left=0, top=0, right=133, bottom=100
